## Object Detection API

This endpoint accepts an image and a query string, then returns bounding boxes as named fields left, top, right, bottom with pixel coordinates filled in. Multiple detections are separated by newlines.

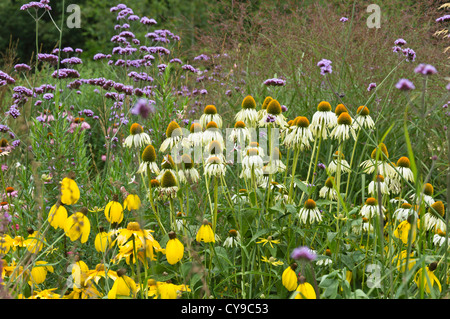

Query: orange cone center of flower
left=130, top=123, right=143, bottom=135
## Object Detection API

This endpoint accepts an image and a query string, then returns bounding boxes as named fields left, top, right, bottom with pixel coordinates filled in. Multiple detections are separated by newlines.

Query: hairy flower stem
left=300, top=124, right=323, bottom=205
left=148, top=176, right=166, bottom=236
left=287, top=146, right=301, bottom=203
left=344, top=129, right=360, bottom=200
left=213, top=176, right=218, bottom=233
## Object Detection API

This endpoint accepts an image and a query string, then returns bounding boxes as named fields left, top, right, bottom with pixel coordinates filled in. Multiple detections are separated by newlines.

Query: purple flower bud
left=395, top=79, right=415, bottom=91
left=291, top=246, right=317, bottom=261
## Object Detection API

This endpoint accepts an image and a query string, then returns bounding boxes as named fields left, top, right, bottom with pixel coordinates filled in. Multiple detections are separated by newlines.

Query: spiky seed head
left=337, top=112, right=352, bottom=125
left=334, top=104, right=348, bottom=116
left=365, top=197, right=377, bottom=206
left=234, top=121, right=246, bottom=129
left=249, top=141, right=259, bottom=148
left=166, top=121, right=182, bottom=138
left=190, top=122, right=202, bottom=133
left=261, top=96, right=273, bottom=110
left=397, top=156, right=410, bottom=168
left=228, top=229, right=238, bottom=237
left=168, top=231, right=177, bottom=239
left=150, top=179, right=160, bottom=188
left=204, top=105, right=217, bottom=115
left=266, top=99, right=282, bottom=115
left=206, top=121, right=218, bottom=129
left=357, top=105, right=370, bottom=116
left=142, top=144, right=157, bottom=162
left=304, top=199, right=317, bottom=210
left=161, top=170, right=177, bottom=188
left=208, top=140, right=223, bottom=155
left=295, top=116, right=310, bottom=128
left=431, top=201, right=444, bottom=217
left=325, top=176, right=335, bottom=188
left=181, top=154, right=193, bottom=169
left=424, top=183, right=434, bottom=196
left=370, top=143, right=389, bottom=159
left=401, top=203, right=412, bottom=209
left=206, top=156, right=221, bottom=165
left=130, top=123, right=144, bottom=135
left=317, top=101, right=332, bottom=112
left=247, top=148, right=259, bottom=156
left=242, top=95, right=256, bottom=109
left=161, top=155, right=175, bottom=169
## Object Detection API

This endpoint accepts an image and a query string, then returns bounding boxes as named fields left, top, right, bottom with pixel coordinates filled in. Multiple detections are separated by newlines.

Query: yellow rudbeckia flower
left=196, top=219, right=215, bottom=243
left=107, top=269, right=137, bottom=299
left=28, top=261, right=54, bottom=286
left=123, top=194, right=141, bottom=211
left=94, top=227, right=112, bottom=253
left=147, top=279, right=191, bottom=299
left=393, top=217, right=417, bottom=245
left=166, top=231, right=184, bottom=265
left=24, top=228, right=46, bottom=254
left=282, top=263, right=298, bottom=291
left=414, top=262, right=442, bottom=294
left=294, top=276, right=317, bottom=299
left=0, top=233, right=12, bottom=254
left=60, top=173, right=80, bottom=205
left=64, top=208, right=91, bottom=244
left=47, top=201, right=68, bottom=230
left=105, top=195, right=124, bottom=224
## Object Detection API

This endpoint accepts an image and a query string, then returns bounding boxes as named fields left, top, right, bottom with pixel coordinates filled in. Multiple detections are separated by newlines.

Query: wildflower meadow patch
left=0, top=0, right=449, bottom=303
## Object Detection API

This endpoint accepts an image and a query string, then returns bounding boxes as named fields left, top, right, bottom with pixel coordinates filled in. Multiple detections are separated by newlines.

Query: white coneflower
left=360, top=143, right=396, bottom=178
left=200, top=104, right=222, bottom=129
left=283, top=116, right=314, bottom=150
left=137, top=144, right=160, bottom=175
left=396, top=156, right=414, bottom=183
left=223, top=229, right=241, bottom=248
left=352, top=105, right=375, bottom=131
left=433, top=229, right=447, bottom=247
left=298, top=199, right=322, bottom=225
left=330, top=111, right=356, bottom=141
left=188, top=122, right=203, bottom=147
left=319, top=176, right=338, bottom=200
left=160, top=121, right=184, bottom=153
left=235, top=95, right=258, bottom=127
left=258, top=99, right=288, bottom=128
left=159, top=170, right=179, bottom=199
left=175, top=211, right=186, bottom=233
left=123, top=123, right=151, bottom=148
left=205, top=140, right=225, bottom=163
left=228, top=120, right=251, bottom=145
left=204, top=155, right=226, bottom=178
left=309, top=101, right=338, bottom=140
left=202, top=121, right=225, bottom=149
left=316, top=249, right=333, bottom=266
left=156, top=154, right=177, bottom=183
left=231, top=189, right=249, bottom=203
left=240, top=147, right=264, bottom=179
left=243, top=141, right=265, bottom=159
left=410, top=183, right=435, bottom=206
left=393, top=202, right=417, bottom=222
left=257, top=96, right=273, bottom=122
left=423, top=201, right=446, bottom=232
left=385, top=175, right=401, bottom=194
left=368, top=174, right=390, bottom=196
left=360, top=197, right=385, bottom=219
left=266, top=147, right=286, bottom=174
left=327, top=151, right=351, bottom=174
left=361, top=217, right=374, bottom=233
left=178, top=154, right=200, bottom=184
